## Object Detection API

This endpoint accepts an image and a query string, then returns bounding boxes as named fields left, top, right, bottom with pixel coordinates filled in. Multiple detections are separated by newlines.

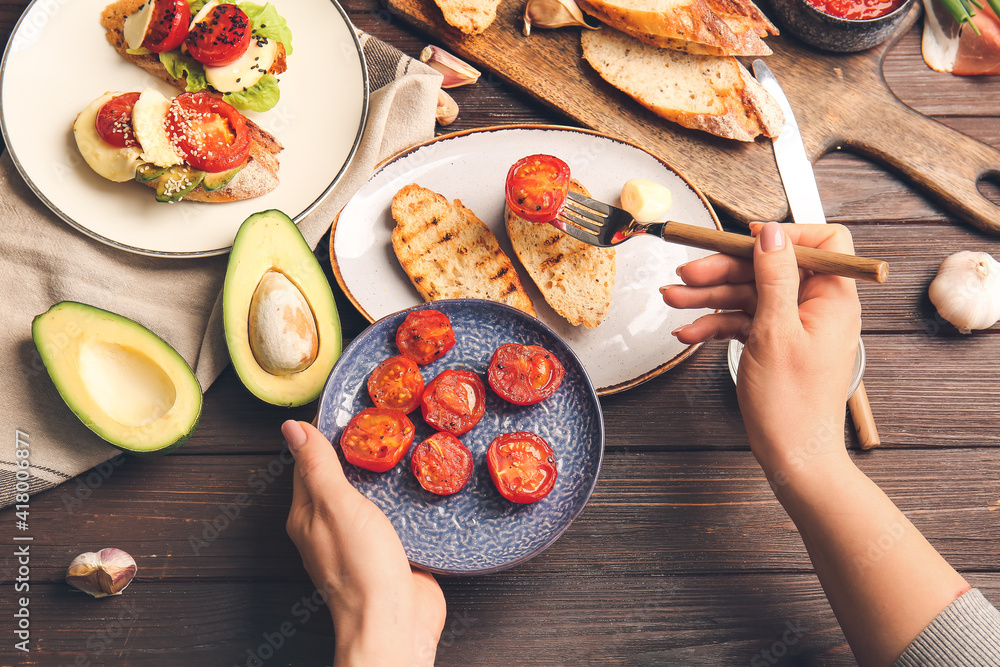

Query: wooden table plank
left=4, top=448, right=995, bottom=583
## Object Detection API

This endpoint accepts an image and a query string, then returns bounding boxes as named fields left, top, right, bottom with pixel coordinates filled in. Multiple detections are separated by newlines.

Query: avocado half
left=223, top=210, right=342, bottom=406
left=32, top=302, right=203, bottom=456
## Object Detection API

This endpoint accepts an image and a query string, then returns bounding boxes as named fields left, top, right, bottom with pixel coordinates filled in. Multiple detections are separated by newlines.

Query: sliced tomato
left=421, top=370, right=486, bottom=436
left=367, top=355, right=425, bottom=414
left=143, top=0, right=191, bottom=53
left=505, top=154, right=572, bottom=223
left=340, top=408, right=415, bottom=473
left=185, top=4, right=252, bottom=67
left=396, top=310, right=456, bottom=365
left=487, top=432, right=558, bottom=503
left=95, top=92, right=141, bottom=149
left=488, top=343, right=565, bottom=405
left=410, top=432, right=474, bottom=495
left=166, top=92, right=250, bottom=172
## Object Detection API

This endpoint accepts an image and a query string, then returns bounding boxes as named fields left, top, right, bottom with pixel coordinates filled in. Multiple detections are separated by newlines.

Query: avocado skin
left=202, top=164, right=245, bottom=191
left=31, top=301, right=203, bottom=456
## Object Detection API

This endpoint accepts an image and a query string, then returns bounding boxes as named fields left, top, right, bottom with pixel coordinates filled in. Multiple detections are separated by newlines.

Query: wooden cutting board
left=384, top=0, right=1000, bottom=234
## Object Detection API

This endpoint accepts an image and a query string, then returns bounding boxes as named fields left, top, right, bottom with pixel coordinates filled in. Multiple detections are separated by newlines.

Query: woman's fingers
left=661, top=283, right=758, bottom=314
left=284, top=420, right=352, bottom=508
left=676, top=253, right=755, bottom=287
left=673, top=311, right=754, bottom=344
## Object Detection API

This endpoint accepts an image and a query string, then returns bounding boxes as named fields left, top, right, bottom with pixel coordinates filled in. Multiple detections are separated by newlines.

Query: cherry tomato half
left=504, top=154, right=572, bottom=223
left=185, top=4, right=252, bottom=67
left=421, top=370, right=486, bottom=436
left=95, top=92, right=141, bottom=149
left=166, top=92, right=250, bottom=172
left=396, top=310, right=457, bottom=365
left=367, top=355, right=425, bottom=414
left=487, top=432, right=558, bottom=504
left=488, top=343, right=565, bottom=405
left=143, top=0, right=191, bottom=53
left=340, top=407, right=415, bottom=473
left=410, top=432, right=474, bottom=495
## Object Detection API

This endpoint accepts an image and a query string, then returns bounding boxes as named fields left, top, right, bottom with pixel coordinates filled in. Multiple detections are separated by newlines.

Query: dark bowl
left=763, top=0, right=917, bottom=52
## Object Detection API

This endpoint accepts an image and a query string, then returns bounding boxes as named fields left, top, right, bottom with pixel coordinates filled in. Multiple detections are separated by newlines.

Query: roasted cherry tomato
left=421, top=370, right=486, bottom=436
left=340, top=408, right=415, bottom=473
left=166, top=92, right=250, bottom=172
left=185, top=3, right=252, bottom=67
left=505, top=154, right=572, bottom=223
left=487, top=432, right=558, bottom=503
left=396, top=310, right=457, bottom=365
left=410, top=432, right=474, bottom=495
left=95, top=92, right=141, bottom=149
left=143, top=0, right=191, bottom=53
left=367, top=355, right=425, bottom=414
left=487, top=343, right=565, bottom=405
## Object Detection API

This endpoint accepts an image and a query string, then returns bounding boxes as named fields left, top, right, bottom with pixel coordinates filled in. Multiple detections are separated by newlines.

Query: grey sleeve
left=894, top=589, right=1000, bottom=666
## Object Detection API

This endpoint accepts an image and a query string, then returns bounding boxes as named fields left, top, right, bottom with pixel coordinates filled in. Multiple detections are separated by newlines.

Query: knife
left=752, top=59, right=881, bottom=450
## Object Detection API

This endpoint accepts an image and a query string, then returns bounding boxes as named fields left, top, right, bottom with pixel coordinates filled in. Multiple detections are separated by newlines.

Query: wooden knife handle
left=848, top=380, right=881, bottom=450
left=659, top=222, right=889, bottom=283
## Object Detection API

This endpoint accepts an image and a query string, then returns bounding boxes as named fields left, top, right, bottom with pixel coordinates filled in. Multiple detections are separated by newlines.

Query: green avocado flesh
left=202, top=164, right=244, bottom=192
left=32, top=302, right=203, bottom=455
left=154, top=165, right=206, bottom=202
left=223, top=210, right=342, bottom=407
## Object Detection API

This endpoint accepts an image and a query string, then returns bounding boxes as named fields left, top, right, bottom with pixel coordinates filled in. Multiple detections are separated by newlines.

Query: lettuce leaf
left=240, top=3, right=294, bottom=54
left=158, top=51, right=209, bottom=93
left=222, top=73, right=281, bottom=112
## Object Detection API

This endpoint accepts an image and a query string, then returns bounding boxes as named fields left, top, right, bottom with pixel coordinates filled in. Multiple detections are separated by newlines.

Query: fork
left=556, top=191, right=889, bottom=283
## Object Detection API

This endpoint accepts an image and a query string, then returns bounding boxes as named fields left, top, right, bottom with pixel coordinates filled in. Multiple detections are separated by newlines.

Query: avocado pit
left=248, top=270, right=319, bottom=375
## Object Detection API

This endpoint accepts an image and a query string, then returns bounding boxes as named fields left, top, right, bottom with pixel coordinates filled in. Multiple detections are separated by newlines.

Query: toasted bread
left=391, top=184, right=537, bottom=316
left=506, top=180, right=615, bottom=328
left=577, top=0, right=775, bottom=56
left=432, top=0, right=503, bottom=34
left=157, top=131, right=280, bottom=203
left=100, top=0, right=288, bottom=93
left=581, top=28, right=783, bottom=142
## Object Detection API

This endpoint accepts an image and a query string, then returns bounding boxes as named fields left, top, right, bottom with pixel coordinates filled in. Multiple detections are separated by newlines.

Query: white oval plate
left=0, top=0, right=367, bottom=257
left=331, top=125, right=721, bottom=395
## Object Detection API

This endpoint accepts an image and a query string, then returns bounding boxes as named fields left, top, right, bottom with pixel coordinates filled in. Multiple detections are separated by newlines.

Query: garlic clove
left=436, top=89, right=459, bottom=126
left=66, top=548, right=137, bottom=598
left=419, top=46, right=481, bottom=88
left=928, top=250, right=1000, bottom=334
left=620, top=178, right=673, bottom=223
left=523, top=0, right=600, bottom=36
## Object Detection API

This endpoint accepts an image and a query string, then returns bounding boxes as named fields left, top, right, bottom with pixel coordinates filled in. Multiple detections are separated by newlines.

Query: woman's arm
left=662, top=222, right=969, bottom=666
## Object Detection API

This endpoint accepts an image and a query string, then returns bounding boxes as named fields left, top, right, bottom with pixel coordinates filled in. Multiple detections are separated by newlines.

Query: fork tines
left=559, top=192, right=608, bottom=234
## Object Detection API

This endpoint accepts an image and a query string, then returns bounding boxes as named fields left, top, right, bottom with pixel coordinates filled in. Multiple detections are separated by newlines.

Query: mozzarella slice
left=123, top=0, right=155, bottom=50
left=189, top=0, right=220, bottom=29
left=205, top=37, right=278, bottom=93
left=132, top=88, right=185, bottom=168
left=73, top=92, right=145, bottom=183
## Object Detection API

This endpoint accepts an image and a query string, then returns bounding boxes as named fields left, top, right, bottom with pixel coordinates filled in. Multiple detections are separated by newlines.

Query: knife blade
left=751, top=60, right=826, bottom=225
left=751, top=59, right=881, bottom=449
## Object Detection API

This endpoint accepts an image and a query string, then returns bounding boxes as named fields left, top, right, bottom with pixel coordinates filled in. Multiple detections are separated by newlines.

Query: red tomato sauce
left=805, top=0, right=905, bottom=20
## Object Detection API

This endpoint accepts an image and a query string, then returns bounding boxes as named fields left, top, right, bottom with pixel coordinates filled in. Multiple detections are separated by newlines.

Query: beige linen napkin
left=0, top=33, right=442, bottom=508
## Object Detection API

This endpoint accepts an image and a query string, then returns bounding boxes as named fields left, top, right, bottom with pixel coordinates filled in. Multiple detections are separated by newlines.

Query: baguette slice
left=506, top=180, right=615, bottom=328
left=577, top=0, right=775, bottom=56
left=432, top=0, right=503, bottom=34
left=581, top=28, right=784, bottom=142
left=391, top=184, right=537, bottom=316
left=155, top=133, right=280, bottom=203
left=101, top=0, right=288, bottom=94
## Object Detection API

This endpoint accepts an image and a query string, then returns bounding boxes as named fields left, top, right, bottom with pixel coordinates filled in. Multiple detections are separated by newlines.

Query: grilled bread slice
left=581, top=28, right=783, bottom=142
left=577, top=0, right=776, bottom=56
left=432, top=0, right=503, bottom=34
left=391, top=184, right=537, bottom=316
left=506, top=180, right=615, bottom=328
left=100, top=0, right=288, bottom=95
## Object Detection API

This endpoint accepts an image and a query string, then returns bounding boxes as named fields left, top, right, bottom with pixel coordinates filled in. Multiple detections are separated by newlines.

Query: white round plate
left=0, top=0, right=368, bottom=257
left=331, top=125, right=721, bottom=395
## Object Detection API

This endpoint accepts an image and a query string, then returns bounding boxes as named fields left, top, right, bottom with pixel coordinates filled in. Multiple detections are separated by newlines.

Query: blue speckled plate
left=316, top=299, right=604, bottom=576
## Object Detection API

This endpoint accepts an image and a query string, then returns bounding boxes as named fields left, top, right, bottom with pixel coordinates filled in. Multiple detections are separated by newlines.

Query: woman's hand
left=283, top=420, right=446, bottom=667
left=661, top=222, right=861, bottom=479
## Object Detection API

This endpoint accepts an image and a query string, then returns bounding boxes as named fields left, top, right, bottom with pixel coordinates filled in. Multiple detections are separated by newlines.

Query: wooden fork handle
left=659, top=222, right=889, bottom=283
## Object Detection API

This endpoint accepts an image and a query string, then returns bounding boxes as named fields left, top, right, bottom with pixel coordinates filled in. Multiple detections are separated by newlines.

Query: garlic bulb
left=523, top=0, right=599, bottom=36
left=928, top=251, right=1000, bottom=334
left=66, top=548, right=137, bottom=598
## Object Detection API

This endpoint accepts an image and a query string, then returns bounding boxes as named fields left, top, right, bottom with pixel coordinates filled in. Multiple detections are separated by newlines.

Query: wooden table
left=3, top=1, right=999, bottom=664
